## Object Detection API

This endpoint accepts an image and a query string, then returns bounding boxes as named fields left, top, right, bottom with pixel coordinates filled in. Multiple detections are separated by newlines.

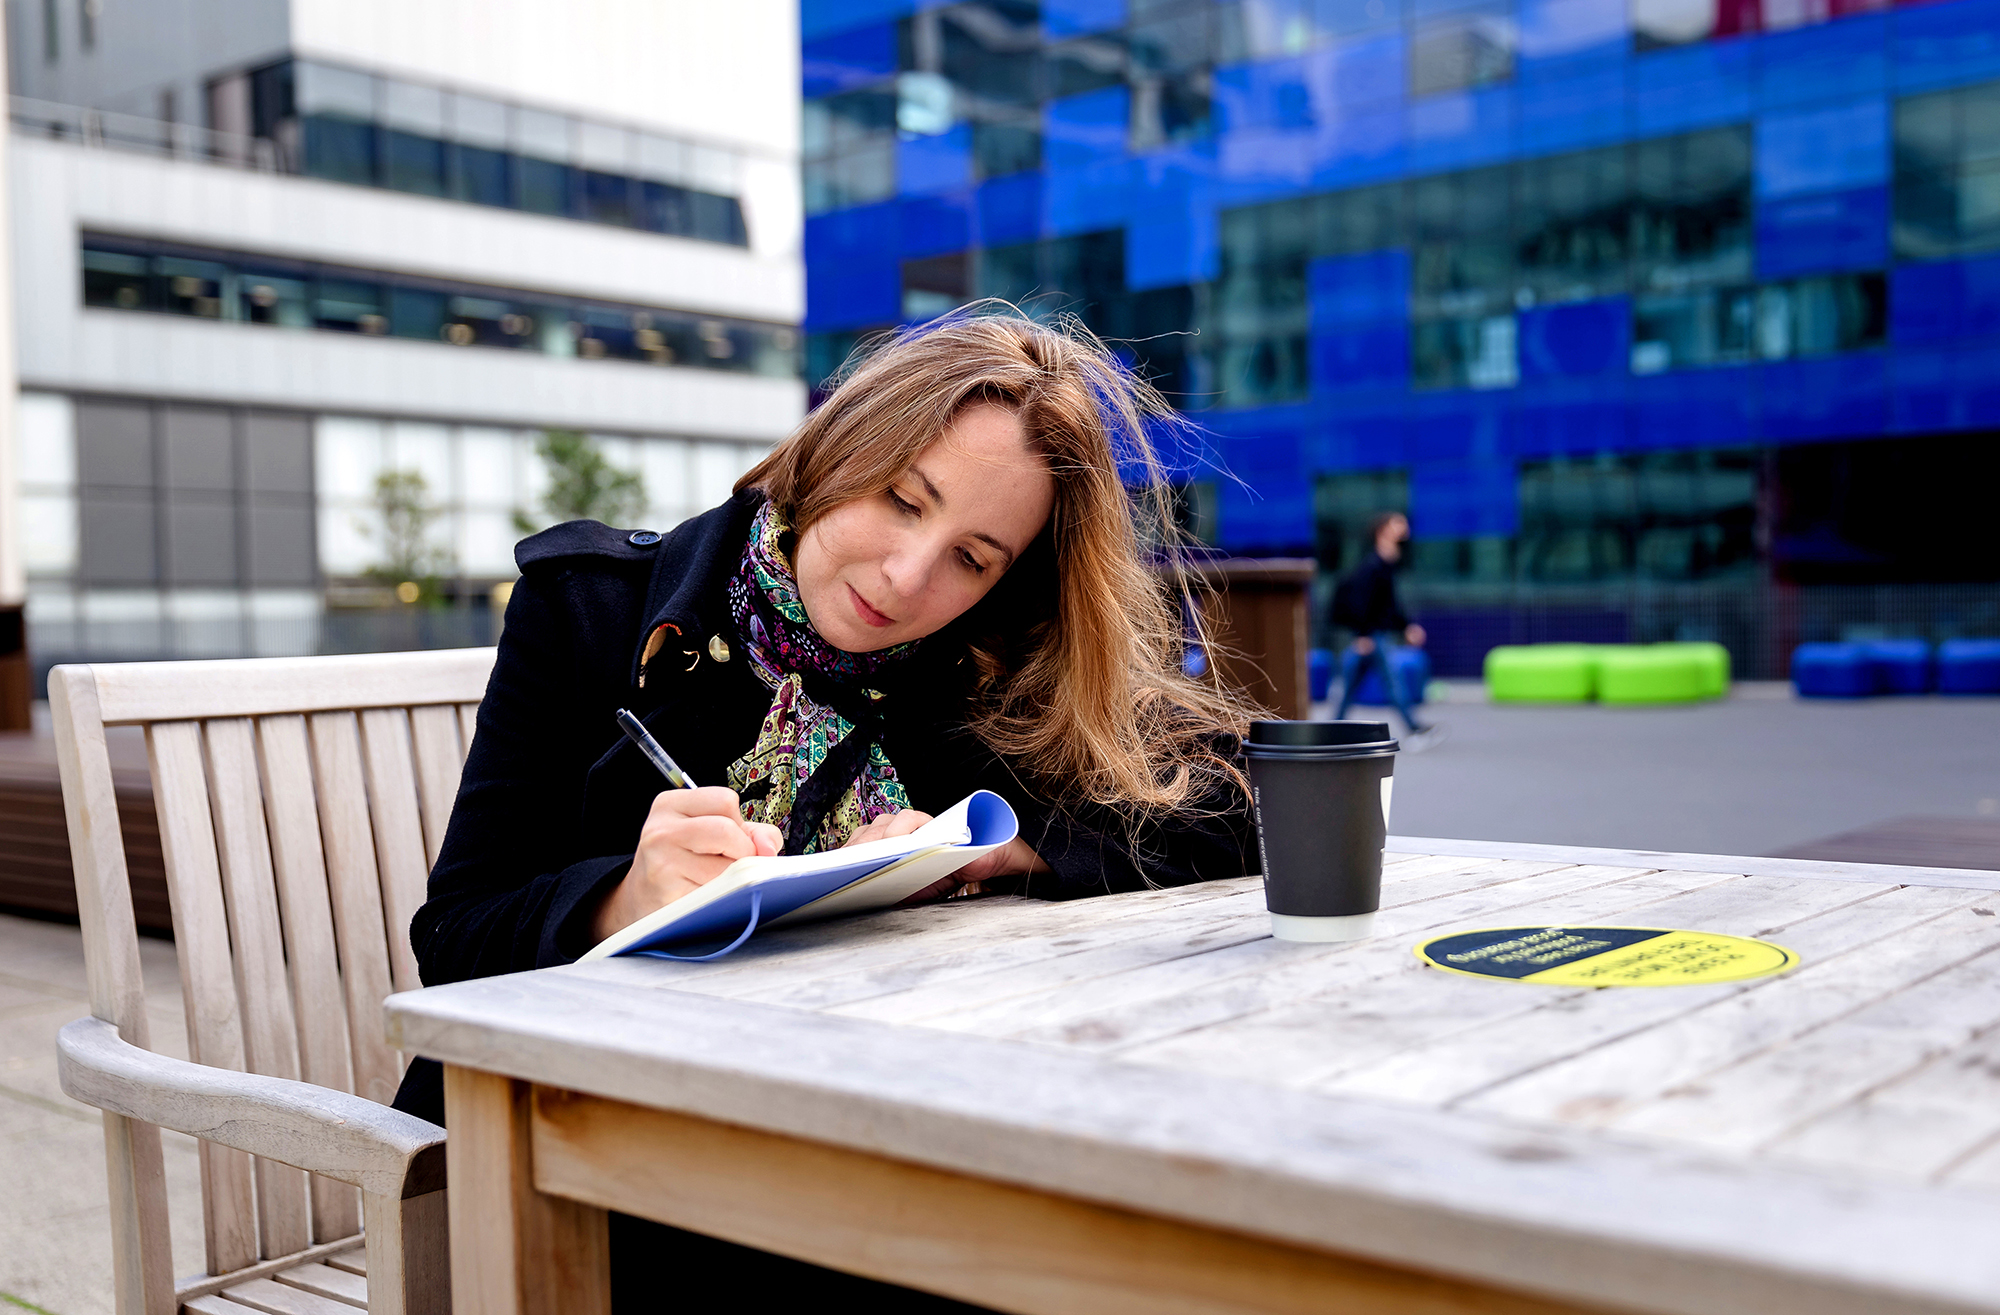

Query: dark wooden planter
left=1187, top=558, right=1316, bottom=721
left=0, top=729, right=171, bottom=934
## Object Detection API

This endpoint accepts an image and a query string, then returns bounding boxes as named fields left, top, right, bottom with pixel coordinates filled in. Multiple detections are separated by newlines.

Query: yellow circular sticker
left=1414, top=926, right=1798, bottom=987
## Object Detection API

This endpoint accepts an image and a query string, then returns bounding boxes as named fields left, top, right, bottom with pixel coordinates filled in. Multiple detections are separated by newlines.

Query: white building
left=5, top=0, right=802, bottom=668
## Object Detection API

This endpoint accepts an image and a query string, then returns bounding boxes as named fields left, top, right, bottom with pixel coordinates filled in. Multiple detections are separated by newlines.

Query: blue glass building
left=800, top=0, right=2000, bottom=675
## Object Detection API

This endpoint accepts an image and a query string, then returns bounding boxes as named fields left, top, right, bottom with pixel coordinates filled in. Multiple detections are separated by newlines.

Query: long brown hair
left=739, top=306, right=1256, bottom=817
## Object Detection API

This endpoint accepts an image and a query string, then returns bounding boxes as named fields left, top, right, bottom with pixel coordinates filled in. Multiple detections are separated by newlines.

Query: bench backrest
left=51, top=648, right=495, bottom=1283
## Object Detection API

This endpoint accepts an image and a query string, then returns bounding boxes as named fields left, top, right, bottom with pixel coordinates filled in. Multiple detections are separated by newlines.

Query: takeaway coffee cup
left=1244, top=720, right=1398, bottom=942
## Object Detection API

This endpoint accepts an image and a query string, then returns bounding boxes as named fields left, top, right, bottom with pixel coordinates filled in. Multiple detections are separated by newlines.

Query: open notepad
left=578, top=790, right=1019, bottom=963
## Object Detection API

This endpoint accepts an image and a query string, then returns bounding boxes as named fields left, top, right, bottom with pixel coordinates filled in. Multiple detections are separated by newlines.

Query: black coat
left=1329, top=550, right=1410, bottom=636
left=393, top=490, right=1255, bottom=1125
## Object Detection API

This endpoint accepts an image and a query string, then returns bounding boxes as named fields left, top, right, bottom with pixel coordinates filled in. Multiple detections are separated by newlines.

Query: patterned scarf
left=724, top=501, right=916, bottom=854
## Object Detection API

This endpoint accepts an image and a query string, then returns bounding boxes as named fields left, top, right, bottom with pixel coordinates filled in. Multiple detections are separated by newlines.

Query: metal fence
left=11, top=95, right=287, bottom=171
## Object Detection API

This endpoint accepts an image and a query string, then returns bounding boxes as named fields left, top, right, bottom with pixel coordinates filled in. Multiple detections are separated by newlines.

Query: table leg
left=442, top=1065, right=610, bottom=1315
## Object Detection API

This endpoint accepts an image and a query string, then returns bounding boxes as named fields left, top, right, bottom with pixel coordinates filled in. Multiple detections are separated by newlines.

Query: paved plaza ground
left=1357, top=683, right=2000, bottom=861
left=3, top=687, right=1998, bottom=1312
left=1, top=914, right=204, bottom=1315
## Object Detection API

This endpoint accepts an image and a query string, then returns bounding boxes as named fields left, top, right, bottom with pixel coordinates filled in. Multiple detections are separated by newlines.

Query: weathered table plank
left=1333, top=881, right=1976, bottom=1110
left=1614, top=936, right=2000, bottom=1155
left=1765, top=1021, right=2000, bottom=1182
left=1053, top=867, right=1742, bottom=1072
left=387, top=843, right=2000, bottom=1315
left=1461, top=894, right=2000, bottom=1129
left=841, top=860, right=1596, bottom=1035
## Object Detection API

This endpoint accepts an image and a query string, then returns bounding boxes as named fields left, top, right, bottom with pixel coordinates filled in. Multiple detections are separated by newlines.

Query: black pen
left=615, top=708, right=697, bottom=790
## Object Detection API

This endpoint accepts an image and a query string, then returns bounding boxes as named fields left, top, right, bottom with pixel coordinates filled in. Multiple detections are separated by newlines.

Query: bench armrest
left=58, top=1015, right=445, bottom=1198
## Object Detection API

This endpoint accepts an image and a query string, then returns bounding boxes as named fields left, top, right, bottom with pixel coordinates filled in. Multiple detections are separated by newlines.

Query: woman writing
left=395, top=310, right=1258, bottom=1305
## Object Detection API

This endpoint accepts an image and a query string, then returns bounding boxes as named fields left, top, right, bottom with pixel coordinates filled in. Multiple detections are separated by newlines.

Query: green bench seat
left=1485, top=644, right=1596, bottom=702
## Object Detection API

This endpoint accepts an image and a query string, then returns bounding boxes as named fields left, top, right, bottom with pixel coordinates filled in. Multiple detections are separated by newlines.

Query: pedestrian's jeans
left=1334, top=630, right=1422, bottom=733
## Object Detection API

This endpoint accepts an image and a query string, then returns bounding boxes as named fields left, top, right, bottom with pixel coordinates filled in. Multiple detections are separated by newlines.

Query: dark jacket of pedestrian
left=1330, top=550, right=1409, bottom=635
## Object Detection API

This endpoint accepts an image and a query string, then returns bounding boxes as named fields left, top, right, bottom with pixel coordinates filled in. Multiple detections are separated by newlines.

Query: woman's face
left=795, top=403, right=1055, bottom=653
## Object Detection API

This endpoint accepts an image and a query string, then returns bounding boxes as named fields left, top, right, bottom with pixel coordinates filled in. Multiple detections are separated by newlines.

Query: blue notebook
left=577, top=791, right=1019, bottom=962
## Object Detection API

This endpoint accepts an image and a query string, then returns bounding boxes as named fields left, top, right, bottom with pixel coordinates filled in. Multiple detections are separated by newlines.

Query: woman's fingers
left=746, top=821, right=784, bottom=856
left=880, top=809, right=933, bottom=837
left=846, top=809, right=935, bottom=847
left=667, top=812, right=765, bottom=860
left=650, top=785, right=749, bottom=821
left=635, top=843, right=734, bottom=889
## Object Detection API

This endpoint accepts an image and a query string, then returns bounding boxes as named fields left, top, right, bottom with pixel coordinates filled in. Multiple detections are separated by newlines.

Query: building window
left=1410, top=4, right=1516, bottom=99
left=803, top=87, right=898, bottom=214
left=80, top=235, right=800, bottom=378
left=213, top=59, right=752, bottom=246
left=1210, top=123, right=1890, bottom=401
left=1894, top=80, right=2000, bottom=262
left=1631, top=273, right=1886, bottom=372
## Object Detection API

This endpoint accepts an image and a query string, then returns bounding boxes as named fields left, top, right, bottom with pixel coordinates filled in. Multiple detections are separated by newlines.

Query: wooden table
left=385, top=839, right=2000, bottom=1315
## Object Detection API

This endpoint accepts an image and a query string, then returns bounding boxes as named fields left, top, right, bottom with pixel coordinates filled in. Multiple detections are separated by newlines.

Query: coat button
left=628, top=530, right=661, bottom=546
left=707, top=635, right=732, bottom=663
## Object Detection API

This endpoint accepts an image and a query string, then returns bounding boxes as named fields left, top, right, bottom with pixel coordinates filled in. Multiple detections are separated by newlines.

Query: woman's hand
left=957, top=837, right=1049, bottom=886
left=896, top=835, right=1049, bottom=905
left=590, top=787, right=783, bottom=942
left=844, top=808, right=934, bottom=846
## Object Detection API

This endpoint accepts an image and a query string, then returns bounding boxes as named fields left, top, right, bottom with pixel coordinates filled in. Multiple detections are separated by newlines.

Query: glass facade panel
left=1515, top=147, right=1628, bottom=304
left=233, top=59, right=749, bottom=245
left=80, top=235, right=798, bottom=379
left=1410, top=3, right=1515, bottom=97
left=1895, top=81, right=2000, bottom=259
left=1631, top=125, right=1754, bottom=291
left=803, top=2, right=1996, bottom=670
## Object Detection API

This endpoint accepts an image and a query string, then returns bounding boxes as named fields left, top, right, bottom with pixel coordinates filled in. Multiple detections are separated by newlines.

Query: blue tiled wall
left=802, top=0, right=2000, bottom=555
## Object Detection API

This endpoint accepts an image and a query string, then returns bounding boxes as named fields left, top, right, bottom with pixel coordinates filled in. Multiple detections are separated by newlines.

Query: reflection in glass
left=1130, top=68, right=1213, bottom=150
left=1043, top=36, right=1128, bottom=98
left=302, top=116, right=375, bottom=186
left=1516, top=450, right=1758, bottom=584
left=897, top=72, right=956, bottom=134
left=1631, top=0, right=1717, bottom=48
left=936, top=3, right=1043, bottom=106
left=315, top=278, right=387, bottom=334
left=1221, top=333, right=1310, bottom=404
left=1515, top=147, right=1628, bottom=304
left=1410, top=4, right=1514, bottom=98
left=1411, top=166, right=1513, bottom=319
left=245, top=58, right=747, bottom=244
left=452, top=143, right=512, bottom=206
left=83, top=249, right=149, bottom=310
left=974, top=122, right=1042, bottom=177
left=238, top=272, right=311, bottom=327
left=1631, top=126, right=1753, bottom=292
left=1131, top=7, right=1215, bottom=73
left=381, top=129, right=447, bottom=196
left=156, top=258, right=228, bottom=318
left=804, top=88, right=899, bottom=214
left=1631, top=274, right=1884, bottom=370
left=388, top=288, right=446, bottom=341
left=515, top=156, right=570, bottom=216
left=1412, top=315, right=1516, bottom=389
left=579, top=171, right=636, bottom=227
left=903, top=252, right=969, bottom=320
left=78, top=236, right=797, bottom=379
left=1896, top=81, right=2000, bottom=259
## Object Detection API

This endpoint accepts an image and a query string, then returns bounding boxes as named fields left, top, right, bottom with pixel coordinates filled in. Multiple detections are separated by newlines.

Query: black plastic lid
left=1248, top=719, right=1393, bottom=747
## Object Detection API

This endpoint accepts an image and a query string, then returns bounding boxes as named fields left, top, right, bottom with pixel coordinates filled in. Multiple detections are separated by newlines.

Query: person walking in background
left=1330, top=511, right=1435, bottom=740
